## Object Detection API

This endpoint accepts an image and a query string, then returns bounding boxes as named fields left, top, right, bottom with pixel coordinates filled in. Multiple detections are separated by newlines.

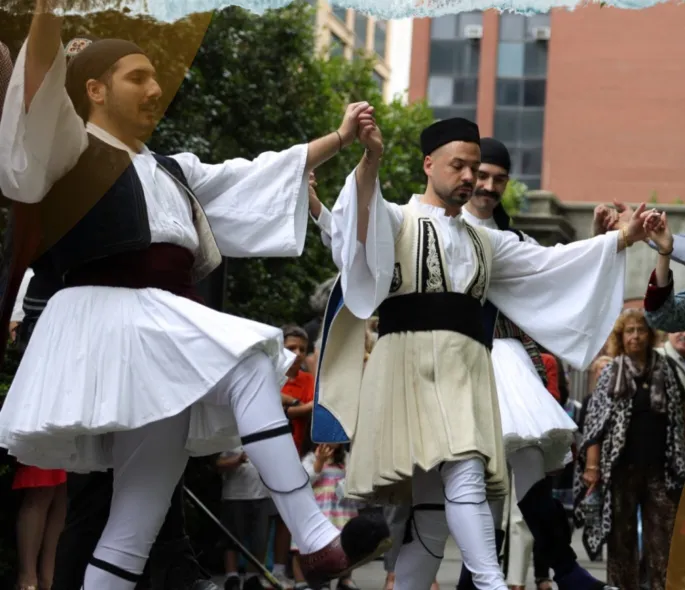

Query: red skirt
left=12, top=465, right=67, bottom=490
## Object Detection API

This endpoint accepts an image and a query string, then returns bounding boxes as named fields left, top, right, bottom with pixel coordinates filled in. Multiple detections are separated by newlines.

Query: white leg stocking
left=394, top=469, right=449, bottom=590
left=507, top=446, right=546, bottom=501
left=443, top=459, right=507, bottom=590
left=82, top=410, right=191, bottom=589
left=215, top=351, right=338, bottom=554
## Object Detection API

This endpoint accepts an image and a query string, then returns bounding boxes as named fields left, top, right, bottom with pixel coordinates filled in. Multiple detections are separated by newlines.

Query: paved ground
left=213, top=530, right=606, bottom=589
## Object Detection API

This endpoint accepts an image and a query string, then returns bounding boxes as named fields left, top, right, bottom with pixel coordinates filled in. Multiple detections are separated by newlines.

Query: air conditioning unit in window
left=464, top=24, right=483, bottom=40
left=532, top=26, right=551, bottom=41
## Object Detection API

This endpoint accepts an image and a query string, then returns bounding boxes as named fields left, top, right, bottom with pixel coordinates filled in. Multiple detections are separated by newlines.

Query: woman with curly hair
left=573, top=308, right=685, bottom=590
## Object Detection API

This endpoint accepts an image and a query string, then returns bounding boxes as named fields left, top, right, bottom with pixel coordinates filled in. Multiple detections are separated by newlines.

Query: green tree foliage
left=147, top=2, right=435, bottom=327
left=502, top=177, right=527, bottom=218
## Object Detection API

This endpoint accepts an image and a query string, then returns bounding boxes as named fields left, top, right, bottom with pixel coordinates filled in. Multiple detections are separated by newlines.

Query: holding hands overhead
left=644, top=209, right=673, bottom=255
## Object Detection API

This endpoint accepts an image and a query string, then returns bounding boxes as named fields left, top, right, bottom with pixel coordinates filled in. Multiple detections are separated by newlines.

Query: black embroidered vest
left=38, top=134, right=196, bottom=279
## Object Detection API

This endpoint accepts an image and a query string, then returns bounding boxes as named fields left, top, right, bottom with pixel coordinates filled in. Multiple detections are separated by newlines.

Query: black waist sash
left=377, top=292, right=489, bottom=349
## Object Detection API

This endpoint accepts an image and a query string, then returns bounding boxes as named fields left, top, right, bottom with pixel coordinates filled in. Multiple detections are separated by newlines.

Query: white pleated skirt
left=0, top=285, right=293, bottom=472
left=491, top=338, right=576, bottom=473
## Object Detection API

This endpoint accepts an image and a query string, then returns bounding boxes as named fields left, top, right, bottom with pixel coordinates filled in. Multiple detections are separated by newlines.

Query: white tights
left=394, top=459, right=507, bottom=590
left=83, top=351, right=338, bottom=589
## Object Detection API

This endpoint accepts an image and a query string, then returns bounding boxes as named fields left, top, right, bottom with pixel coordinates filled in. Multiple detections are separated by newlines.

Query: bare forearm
left=25, top=0, right=63, bottom=111
left=286, top=402, right=313, bottom=419
left=655, top=251, right=671, bottom=287
left=586, top=444, right=600, bottom=468
left=354, top=151, right=381, bottom=245
left=306, top=132, right=344, bottom=172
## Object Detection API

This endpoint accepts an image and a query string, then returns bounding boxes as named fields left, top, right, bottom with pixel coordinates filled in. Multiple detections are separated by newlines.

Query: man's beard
left=435, top=183, right=473, bottom=208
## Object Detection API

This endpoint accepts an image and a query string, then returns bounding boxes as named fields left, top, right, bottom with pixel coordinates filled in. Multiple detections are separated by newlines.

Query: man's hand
left=308, top=172, right=322, bottom=219
left=592, top=204, right=618, bottom=236
left=337, top=102, right=371, bottom=148
left=623, top=202, right=654, bottom=245
left=357, top=106, right=383, bottom=157
left=644, top=210, right=673, bottom=253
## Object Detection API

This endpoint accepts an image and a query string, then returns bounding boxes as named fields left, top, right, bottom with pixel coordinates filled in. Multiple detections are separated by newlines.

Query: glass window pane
left=354, top=12, right=368, bottom=49
left=329, top=34, right=345, bottom=57
left=432, top=106, right=477, bottom=122
left=374, top=20, right=387, bottom=57
left=430, top=41, right=459, bottom=75
left=428, top=76, right=454, bottom=107
left=332, top=6, right=347, bottom=22
left=521, top=147, right=542, bottom=175
left=432, top=15, right=458, bottom=39
left=499, top=13, right=525, bottom=41
left=372, top=71, right=384, bottom=93
left=494, top=110, right=519, bottom=144
left=462, top=42, right=480, bottom=75
left=496, top=79, right=522, bottom=106
left=525, top=14, right=551, bottom=39
left=508, top=146, right=522, bottom=175
left=520, top=110, right=545, bottom=144
left=453, top=78, right=478, bottom=104
left=497, top=42, right=524, bottom=78
left=523, top=79, right=546, bottom=106
left=524, top=42, right=548, bottom=76
left=519, top=175, right=541, bottom=190
left=459, top=11, right=484, bottom=33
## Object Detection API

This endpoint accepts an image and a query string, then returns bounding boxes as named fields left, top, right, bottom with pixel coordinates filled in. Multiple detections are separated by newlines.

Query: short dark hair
left=282, top=324, right=308, bottom=343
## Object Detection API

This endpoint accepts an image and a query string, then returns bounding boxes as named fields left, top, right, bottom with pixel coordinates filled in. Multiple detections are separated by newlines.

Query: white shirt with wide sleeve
left=330, top=170, right=626, bottom=370
left=0, top=39, right=310, bottom=260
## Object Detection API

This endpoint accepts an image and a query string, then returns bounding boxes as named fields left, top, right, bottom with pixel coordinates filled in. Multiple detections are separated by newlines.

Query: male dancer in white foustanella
left=0, top=2, right=390, bottom=588
left=315, top=113, right=655, bottom=590
left=456, top=137, right=632, bottom=590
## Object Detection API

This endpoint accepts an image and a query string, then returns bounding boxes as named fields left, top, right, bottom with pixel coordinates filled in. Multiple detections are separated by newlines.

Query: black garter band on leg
left=88, top=557, right=142, bottom=583
left=402, top=503, right=445, bottom=559
left=240, top=424, right=310, bottom=495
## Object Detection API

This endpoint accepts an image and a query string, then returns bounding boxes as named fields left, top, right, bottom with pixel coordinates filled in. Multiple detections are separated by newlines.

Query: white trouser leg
left=443, top=459, right=508, bottom=590
left=506, top=475, right=533, bottom=586
left=488, top=498, right=506, bottom=532
left=82, top=410, right=191, bottom=589
left=507, top=446, right=546, bottom=501
left=212, top=351, right=338, bottom=554
left=394, top=469, right=449, bottom=590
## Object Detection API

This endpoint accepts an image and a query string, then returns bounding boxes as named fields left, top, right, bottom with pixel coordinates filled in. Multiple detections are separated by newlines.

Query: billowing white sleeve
left=10, top=268, right=35, bottom=323
left=311, top=204, right=332, bottom=249
left=487, top=229, right=626, bottom=370
left=330, top=169, right=403, bottom=319
left=0, top=40, right=88, bottom=204
left=172, top=145, right=309, bottom=258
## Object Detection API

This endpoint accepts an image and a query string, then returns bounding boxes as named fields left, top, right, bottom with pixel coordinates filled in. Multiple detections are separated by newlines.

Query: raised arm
left=486, top=228, right=628, bottom=370
left=642, top=211, right=685, bottom=332
left=0, top=1, right=88, bottom=204
left=329, top=119, right=402, bottom=319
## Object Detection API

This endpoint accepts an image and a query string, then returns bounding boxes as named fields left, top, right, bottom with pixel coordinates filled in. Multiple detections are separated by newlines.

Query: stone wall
left=513, top=191, right=685, bottom=303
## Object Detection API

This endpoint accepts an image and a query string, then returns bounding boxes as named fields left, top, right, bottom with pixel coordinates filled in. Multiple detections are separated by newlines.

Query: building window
left=332, top=6, right=347, bottom=23
left=427, top=11, right=482, bottom=123
left=329, top=33, right=344, bottom=58
left=354, top=12, right=368, bottom=50
left=372, top=70, right=385, bottom=93
left=374, top=19, right=387, bottom=58
left=493, top=12, right=550, bottom=190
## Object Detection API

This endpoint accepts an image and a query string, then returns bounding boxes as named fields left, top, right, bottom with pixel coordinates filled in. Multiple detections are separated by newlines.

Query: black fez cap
left=420, top=117, right=480, bottom=157
left=66, top=38, right=146, bottom=115
left=480, top=137, right=511, bottom=173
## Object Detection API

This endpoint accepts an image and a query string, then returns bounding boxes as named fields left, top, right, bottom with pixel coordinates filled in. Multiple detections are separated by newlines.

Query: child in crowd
left=216, top=448, right=272, bottom=590
left=291, top=444, right=359, bottom=590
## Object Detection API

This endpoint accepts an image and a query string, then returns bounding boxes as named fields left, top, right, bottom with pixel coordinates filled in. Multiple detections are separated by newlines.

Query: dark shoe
left=224, top=577, right=241, bottom=590
left=554, top=564, right=618, bottom=590
left=299, top=514, right=391, bottom=586
left=242, top=577, right=264, bottom=590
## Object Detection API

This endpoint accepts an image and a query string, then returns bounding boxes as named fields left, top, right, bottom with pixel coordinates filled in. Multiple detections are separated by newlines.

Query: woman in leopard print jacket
left=573, top=309, right=685, bottom=590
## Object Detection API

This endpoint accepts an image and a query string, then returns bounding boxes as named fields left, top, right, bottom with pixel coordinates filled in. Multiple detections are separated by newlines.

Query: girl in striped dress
left=292, top=444, right=359, bottom=590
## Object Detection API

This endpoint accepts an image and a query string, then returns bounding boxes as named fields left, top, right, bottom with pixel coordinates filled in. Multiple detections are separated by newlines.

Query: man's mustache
left=474, top=189, right=501, bottom=200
